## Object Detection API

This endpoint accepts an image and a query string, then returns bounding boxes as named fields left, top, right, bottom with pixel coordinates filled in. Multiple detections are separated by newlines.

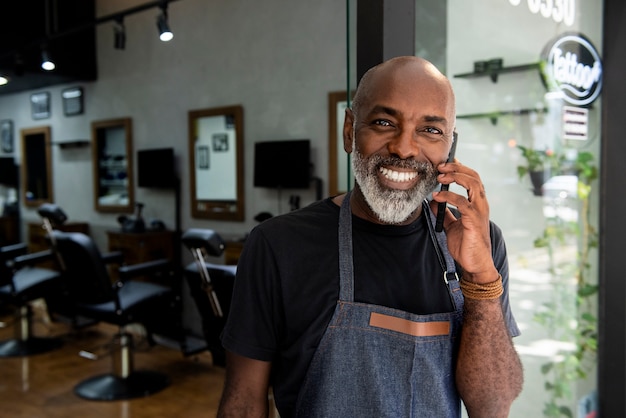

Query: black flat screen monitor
left=137, top=148, right=176, bottom=188
left=0, top=157, right=18, bottom=187
left=254, top=139, right=310, bottom=189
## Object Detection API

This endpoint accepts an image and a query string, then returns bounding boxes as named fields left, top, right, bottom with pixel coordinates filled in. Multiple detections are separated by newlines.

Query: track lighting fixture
left=114, top=17, right=126, bottom=50
left=156, top=3, right=173, bottom=42
left=41, top=48, right=55, bottom=71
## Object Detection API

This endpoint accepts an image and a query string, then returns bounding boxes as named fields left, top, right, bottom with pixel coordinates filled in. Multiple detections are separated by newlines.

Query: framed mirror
left=328, top=91, right=354, bottom=196
left=20, top=126, right=53, bottom=207
left=188, top=105, right=244, bottom=221
left=91, top=117, right=134, bottom=213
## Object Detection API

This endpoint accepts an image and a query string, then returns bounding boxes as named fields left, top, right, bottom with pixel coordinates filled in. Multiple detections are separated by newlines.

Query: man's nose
left=387, top=130, right=419, bottom=159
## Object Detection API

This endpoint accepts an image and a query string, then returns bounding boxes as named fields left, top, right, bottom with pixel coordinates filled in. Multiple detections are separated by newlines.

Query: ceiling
left=0, top=0, right=97, bottom=95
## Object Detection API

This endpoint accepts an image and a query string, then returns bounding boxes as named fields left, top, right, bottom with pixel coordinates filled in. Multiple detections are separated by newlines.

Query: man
left=218, top=56, right=523, bottom=417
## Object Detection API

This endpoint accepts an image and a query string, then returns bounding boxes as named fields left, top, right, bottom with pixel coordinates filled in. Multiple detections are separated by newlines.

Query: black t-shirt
left=221, top=197, right=517, bottom=417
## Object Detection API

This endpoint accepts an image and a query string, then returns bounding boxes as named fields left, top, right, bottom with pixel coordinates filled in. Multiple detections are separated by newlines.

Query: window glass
left=441, top=1, right=603, bottom=416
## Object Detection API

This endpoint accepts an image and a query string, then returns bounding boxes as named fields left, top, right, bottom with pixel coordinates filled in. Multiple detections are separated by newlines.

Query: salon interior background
left=0, top=0, right=347, bottom=250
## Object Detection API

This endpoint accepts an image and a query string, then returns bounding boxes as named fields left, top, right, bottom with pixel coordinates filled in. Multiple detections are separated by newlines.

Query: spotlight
left=0, top=76, right=8, bottom=86
left=114, top=17, right=126, bottom=50
left=41, top=48, right=55, bottom=71
left=156, top=4, right=173, bottom=42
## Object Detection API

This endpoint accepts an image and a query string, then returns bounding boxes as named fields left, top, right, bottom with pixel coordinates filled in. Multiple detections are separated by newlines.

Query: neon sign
left=540, top=33, right=603, bottom=107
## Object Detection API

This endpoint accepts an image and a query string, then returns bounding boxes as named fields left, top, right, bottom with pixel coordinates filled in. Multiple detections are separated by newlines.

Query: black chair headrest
left=181, top=228, right=226, bottom=257
left=37, top=204, right=68, bottom=226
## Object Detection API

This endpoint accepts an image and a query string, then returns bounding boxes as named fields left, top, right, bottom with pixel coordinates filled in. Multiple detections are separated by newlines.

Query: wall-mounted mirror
left=188, top=105, right=244, bottom=221
left=328, top=91, right=354, bottom=196
left=20, top=126, right=53, bottom=207
left=92, top=117, right=134, bottom=213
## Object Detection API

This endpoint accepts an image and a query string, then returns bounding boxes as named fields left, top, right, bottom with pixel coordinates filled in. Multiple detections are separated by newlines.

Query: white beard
left=351, top=147, right=439, bottom=224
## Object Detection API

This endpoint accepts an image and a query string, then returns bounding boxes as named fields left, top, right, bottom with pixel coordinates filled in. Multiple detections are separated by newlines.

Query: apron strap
left=338, top=191, right=354, bottom=302
left=425, top=201, right=463, bottom=310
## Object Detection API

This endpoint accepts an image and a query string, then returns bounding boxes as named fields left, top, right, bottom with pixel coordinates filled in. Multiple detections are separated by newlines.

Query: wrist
left=460, top=273, right=503, bottom=300
left=462, top=268, right=500, bottom=285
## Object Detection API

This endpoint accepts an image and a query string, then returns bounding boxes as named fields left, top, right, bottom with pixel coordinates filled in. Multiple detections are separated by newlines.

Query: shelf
left=53, top=140, right=90, bottom=149
left=454, top=62, right=541, bottom=83
left=457, top=107, right=548, bottom=125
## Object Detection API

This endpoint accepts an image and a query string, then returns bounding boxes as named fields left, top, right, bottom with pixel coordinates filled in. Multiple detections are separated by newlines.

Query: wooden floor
left=0, top=303, right=226, bottom=418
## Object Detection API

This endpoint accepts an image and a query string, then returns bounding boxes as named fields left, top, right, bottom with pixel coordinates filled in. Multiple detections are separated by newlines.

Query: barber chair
left=50, top=230, right=176, bottom=400
left=36, top=203, right=99, bottom=328
left=181, top=228, right=236, bottom=367
left=0, top=243, right=63, bottom=357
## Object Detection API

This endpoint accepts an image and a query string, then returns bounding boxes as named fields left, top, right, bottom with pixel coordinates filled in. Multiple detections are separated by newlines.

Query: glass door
left=441, top=1, right=603, bottom=417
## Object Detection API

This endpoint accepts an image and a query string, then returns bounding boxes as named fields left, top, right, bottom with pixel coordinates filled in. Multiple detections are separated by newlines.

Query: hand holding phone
left=435, top=131, right=458, bottom=232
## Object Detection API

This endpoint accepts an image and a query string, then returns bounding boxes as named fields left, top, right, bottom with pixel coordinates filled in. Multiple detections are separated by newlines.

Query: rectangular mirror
left=188, top=105, right=244, bottom=221
left=328, top=91, right=354, bottom=196
left=92, top=117, right=134, bottom=213
left=20, top=126, right=53, bottom=207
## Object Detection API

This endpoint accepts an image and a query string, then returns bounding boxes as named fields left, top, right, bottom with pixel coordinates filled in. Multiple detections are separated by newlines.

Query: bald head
left=351, top=56, right=456, bottom=128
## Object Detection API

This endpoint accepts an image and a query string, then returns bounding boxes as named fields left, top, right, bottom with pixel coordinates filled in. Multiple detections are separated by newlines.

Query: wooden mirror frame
left=328, top=91, right=354, bottom=196
left=20, top=126, right=53, bottom=207
left=91, top=117, right=134, bottom=213
left=188, top=105, right=244, bottom=221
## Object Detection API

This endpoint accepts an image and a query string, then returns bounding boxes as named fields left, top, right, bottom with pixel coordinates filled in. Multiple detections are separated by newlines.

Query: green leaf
left=578, top=284, right=598, bottom=297
left=541, top=362, right=554, bottom=374
left=560, top=405, right=573, bottom=417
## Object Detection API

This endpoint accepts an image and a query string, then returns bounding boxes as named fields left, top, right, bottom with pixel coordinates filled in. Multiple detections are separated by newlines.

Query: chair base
left=0, top=336, right=63, bottom=357
left=74, top=371, right=170, bottom=401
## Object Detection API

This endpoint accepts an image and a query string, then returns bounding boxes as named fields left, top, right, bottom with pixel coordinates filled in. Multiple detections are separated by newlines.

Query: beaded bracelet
left=460, top=274, right=504, bottom=300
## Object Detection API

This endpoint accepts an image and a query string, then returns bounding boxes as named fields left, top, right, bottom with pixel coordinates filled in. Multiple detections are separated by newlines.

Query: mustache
left=369, top=155, right=435, bottom=173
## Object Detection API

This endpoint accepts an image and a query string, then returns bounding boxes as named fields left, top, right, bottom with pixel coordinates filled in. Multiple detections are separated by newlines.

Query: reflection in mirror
left=20, top=126, right=53, bottom=207
left=92, top=118, right=134, bottom=213
left=328, top=91, right=354, bottom=196
left=188, top=105, right=244, bottom=221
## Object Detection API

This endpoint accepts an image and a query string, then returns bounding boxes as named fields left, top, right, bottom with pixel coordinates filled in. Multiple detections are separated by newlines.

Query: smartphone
left=435, top=131, right=458, bottom=232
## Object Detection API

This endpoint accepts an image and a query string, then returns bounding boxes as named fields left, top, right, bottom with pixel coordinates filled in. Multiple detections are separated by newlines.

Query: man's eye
left=424, top=127, right=442, bottom=135
left=373, top=119, right=392, bottom=127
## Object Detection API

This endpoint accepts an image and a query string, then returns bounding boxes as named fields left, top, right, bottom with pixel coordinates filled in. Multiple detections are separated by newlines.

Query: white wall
left=0, top=0, right=347, bottom=248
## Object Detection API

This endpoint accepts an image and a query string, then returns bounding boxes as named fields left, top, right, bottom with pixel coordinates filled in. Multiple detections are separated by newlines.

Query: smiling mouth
left=379, top=166, right=418, bottom=182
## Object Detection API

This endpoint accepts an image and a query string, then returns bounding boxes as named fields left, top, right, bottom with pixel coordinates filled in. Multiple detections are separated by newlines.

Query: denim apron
left=294, top=193, right=465, bottom=417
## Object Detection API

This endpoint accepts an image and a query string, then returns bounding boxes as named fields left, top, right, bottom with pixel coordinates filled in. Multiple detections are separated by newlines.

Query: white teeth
left=379, top=167, right=417, bottom=182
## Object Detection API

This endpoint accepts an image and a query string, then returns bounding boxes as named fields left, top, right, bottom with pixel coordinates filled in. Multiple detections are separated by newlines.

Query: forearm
left=217, top=351, right=272, bottom=418
left=217, top=390, right=269, bottom=418
left=456, top=296, right=523, bottom=418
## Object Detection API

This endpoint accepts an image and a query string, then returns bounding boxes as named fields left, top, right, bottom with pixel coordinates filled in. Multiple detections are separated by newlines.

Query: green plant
left=516, top=145, right=564, bottom=180
left=521, top=150, right=599, bottom=417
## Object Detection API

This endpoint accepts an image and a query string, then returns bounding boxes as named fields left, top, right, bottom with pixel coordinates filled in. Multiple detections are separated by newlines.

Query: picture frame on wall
left=62, top=86, right=84, bottom=116
left=212, top=133, right=229, bottom=152
left=197, top=145, right=209, bottom=169
left=1, top=119, right=13, bottom=153
left=31, top=92, right=51, bottom=120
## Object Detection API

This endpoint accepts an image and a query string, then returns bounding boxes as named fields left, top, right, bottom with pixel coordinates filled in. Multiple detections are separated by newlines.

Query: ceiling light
left=114, top=17, right=126, bottom=50
left=156, top=4, right=173, bottom=42
left=41, top=48, right=55, bottom=71
left=0, top=76, right=8, bottom=86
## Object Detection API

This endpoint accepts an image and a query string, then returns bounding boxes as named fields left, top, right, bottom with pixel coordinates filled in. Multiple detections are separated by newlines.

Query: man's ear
left=343, top=108, right=355, bottom=153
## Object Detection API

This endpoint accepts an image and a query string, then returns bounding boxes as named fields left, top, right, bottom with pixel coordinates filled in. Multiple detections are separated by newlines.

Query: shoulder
left=252, top=198, right=339, bottom=240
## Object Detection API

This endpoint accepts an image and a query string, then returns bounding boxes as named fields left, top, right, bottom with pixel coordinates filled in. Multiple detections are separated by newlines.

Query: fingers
left=434, top=161, right=487, bottom=209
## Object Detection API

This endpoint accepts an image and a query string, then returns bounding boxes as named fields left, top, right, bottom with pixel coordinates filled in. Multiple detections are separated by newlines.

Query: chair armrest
left=118, top=259, right=173, bottom=281
left=12, top=249, right=54, bottom=269
left=101, top=251, right=124, bottom=265
left=1, top=243, right=28, bottom=260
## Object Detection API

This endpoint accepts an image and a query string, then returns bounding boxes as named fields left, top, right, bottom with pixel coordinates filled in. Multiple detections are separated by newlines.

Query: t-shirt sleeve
left=220, top=226, right=282, bottom=361
left=490, top=221, right=521, bottom=337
